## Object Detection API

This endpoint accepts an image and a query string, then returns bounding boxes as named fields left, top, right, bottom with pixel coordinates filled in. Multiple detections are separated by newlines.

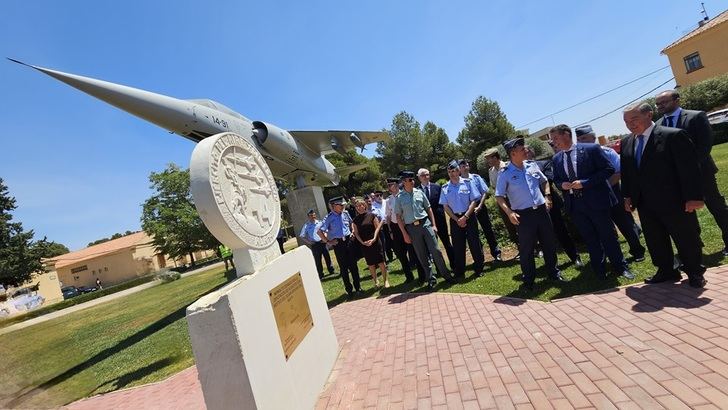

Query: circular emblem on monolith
left=190, top=132, right=281, bottom=249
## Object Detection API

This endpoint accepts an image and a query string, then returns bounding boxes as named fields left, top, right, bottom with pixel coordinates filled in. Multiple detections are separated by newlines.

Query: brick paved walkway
left=68, top=265, right=728, bottom=409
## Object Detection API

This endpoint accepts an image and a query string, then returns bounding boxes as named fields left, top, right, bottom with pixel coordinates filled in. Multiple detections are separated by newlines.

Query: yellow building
left=45, top=232, right=214, bottom=289
left=662, top=10, right=728, bottom=87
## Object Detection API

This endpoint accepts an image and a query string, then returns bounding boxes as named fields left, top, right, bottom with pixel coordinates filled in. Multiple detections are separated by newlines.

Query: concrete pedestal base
left=287, top=186, right=328, bottom=245
left=186, top=246, right=338, bottom=410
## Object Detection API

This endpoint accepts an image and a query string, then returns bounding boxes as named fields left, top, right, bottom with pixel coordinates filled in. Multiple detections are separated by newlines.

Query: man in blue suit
left=549, top=124, right=634, bottom=280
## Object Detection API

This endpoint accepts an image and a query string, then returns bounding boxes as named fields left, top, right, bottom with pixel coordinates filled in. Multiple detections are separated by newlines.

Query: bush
left=679, top=73, right=728, bottom=113
left=646, top=72, right=728, bottom=119
left=155, top=268, right=181, bottom=283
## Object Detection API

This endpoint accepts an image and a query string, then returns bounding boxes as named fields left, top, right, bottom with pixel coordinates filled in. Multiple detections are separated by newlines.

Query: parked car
left=77, top=286, right=97, bottom=294
left=707, top=108, right=728, bottom=125
left=61, top=286, right=81, bottom=299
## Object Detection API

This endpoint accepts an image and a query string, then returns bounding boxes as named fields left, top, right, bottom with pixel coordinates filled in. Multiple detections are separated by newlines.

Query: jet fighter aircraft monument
left=10, top=58, right=388, bottom=244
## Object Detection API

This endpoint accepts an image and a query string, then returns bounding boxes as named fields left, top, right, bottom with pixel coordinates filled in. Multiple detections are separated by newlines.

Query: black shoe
left=571, top=256, right=584, bottom=267
left=475, top=271, right=484, bottom=278
left=428, top=279, right=436, bottom=290
left=689, top=277, right=707, bottom=288
left=346, top=292, right=355, bottom=300
left=514, top=252, right=520, bottom=261
left=645, top=270, right=681, bottom=284
left=621, top=270, right=636, bottom=280
left=633, top=254, right=646, bottom=263
left=404, top=277, right=414, bottom=284
left=494, top=253, right=503, bottom=262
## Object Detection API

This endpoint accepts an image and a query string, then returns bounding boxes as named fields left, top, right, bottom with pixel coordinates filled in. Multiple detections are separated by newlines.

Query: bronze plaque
left=269, top=272, right=314, bottom=360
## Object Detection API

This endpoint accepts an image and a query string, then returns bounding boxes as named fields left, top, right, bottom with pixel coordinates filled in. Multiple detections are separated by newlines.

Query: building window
left=684, top=52, right=703, bottom=73
left=92, top=270, right=96, bottom=275
left=105, top=267, right=108, bottom=272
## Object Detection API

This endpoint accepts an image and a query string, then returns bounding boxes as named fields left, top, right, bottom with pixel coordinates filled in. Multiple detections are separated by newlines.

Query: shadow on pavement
left=626, top=281, right=711, bottom=312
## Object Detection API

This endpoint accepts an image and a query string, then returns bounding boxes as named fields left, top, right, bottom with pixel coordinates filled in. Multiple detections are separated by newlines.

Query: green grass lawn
left=0, top=275, right=155, bottom=330
left=0, top=267, right=230, bottom=409
left=2, top=144, right=727, bottom=408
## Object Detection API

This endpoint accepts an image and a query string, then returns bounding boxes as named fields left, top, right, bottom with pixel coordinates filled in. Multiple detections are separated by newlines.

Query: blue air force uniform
left=461, top=163, right=501, bottom=260
left=495, top=138, right=562, bottom=288
left=319, top=197, right=361, bottom=296
left=440, top=162, right=485, bottom=277
left=300, top=215, right=335, bottom=279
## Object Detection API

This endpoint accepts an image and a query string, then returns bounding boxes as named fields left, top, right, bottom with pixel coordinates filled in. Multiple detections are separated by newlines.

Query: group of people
left=304, top=90, right=727, bottom=299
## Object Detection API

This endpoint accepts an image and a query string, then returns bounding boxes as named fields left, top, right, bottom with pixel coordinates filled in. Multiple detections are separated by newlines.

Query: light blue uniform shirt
left=300, top=220, right=323, bottom=242
left=394, top=188, right=430, bottom=224
left=371, top=200, right=386, bottom=220
left=600, top=146, right=620, bottom=173
left=319, top=211, right=352, bottom=239
left=439, top=178, right=479, bottom=213
left=465, top=173, right=489, bottom=197
left=495, top=161, right=548, bottom=210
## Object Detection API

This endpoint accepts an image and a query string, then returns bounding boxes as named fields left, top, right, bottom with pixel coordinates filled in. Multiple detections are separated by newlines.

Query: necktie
left=425, top=184, right=430, bottom=198
left=565, top=150, right=577, bottom=181
left=664, top=116, right=673, bottom=127
left=635, top=135, right=645, bottom=168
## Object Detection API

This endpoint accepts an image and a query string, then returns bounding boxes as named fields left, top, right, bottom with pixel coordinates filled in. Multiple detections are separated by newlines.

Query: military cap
left=574, top=125, right=594, bottom=137
left=458, top=159, right=470, bottom=165
left=386, top=177, right=400, bottom=184
left=447, top=160, right=460, bottom=170
left=372, top=190, right=383, bottom=195
left=503, top=137, right=525, bottom=154
left=328, top=196, right=346, bottom=205
left=484, top=147, right=499, bottom=157
left=307, top=209, right=316, bottom=215
left=399, top=170, right=416, bottom=180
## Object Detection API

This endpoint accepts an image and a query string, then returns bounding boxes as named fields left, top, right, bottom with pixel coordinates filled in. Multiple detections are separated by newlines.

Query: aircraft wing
left=290, top=130, right=389, bottom=155
left=336, top=164, right=369, bottom=176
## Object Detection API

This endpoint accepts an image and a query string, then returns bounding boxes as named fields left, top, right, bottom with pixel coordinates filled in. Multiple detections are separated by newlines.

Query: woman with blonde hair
left=351, top=197, right=389, bottom=288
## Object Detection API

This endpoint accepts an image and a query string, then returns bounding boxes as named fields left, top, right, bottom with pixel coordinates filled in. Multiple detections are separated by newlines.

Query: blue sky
left=1, top=1, right=724, bottom=250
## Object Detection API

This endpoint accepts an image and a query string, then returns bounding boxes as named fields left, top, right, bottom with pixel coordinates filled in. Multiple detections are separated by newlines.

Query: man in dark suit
left=418, top=168, right=454, bottom=268
left=532, top=151, right=583, bottom=266
left=621, top=102, right=706, bottom=288
left=655, top=90, right=728, bottom=256
left=549, top=124, right=633, bottom=280
left=575, top=125, right=646, bottom=262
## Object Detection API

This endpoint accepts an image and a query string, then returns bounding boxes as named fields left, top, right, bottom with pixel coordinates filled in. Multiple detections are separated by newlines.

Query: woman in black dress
left=352, top=198, right=389, bottom=288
